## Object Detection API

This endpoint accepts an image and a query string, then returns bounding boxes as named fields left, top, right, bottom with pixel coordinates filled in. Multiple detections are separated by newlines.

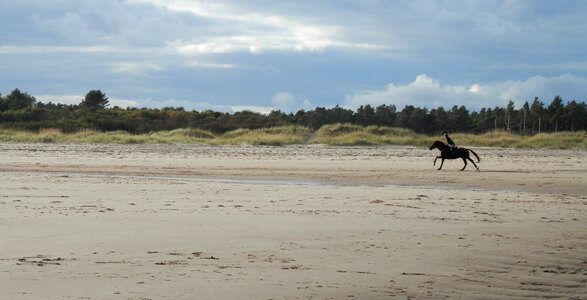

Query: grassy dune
left=312, top=124, right=430, bottom=146
left=0, top=125, right=585, bottom=149
left=312, top=124, right=586, bottom=149
left=446, top=131, right=587, bottom=149
left=214, top=126, right=309, bottom=146
left=0, top=126, right=309, bottom=146
left=0, top=128, right=215, bottom=144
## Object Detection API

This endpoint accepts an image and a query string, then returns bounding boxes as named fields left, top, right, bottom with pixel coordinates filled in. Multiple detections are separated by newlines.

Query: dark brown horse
left=429, top=141, right=480, bottom=171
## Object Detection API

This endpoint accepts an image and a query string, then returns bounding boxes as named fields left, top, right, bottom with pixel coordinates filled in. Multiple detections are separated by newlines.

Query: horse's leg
left=437, top=158, right=445, bottom=170
left=434, top=156, right=441, bottom=166
left=468, top=157, right=480, bottom=171
left=460, top=157, right=467, bottom=171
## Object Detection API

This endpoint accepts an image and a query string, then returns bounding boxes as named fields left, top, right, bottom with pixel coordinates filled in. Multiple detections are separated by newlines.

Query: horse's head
left=429, top=140, right=445, bottom=150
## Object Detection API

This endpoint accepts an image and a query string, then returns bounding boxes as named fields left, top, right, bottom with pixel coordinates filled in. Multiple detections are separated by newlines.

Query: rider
left=444, top=132, right=457, bottom=152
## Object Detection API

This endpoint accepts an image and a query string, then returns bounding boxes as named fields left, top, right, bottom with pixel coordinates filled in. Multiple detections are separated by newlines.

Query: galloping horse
left=429, top=141, right=480, bottom=171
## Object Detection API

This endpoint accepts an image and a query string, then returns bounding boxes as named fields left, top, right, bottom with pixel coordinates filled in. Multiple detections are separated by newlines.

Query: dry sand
left=1, top=143, right=586, bottom=299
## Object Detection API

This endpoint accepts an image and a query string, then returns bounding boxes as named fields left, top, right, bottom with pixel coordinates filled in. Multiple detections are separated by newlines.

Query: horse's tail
left=468, top=149, right=480, bottom=162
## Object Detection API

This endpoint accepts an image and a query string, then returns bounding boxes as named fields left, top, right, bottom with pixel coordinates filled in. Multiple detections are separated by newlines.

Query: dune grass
left=213, top=126, right=310, bottom=146
left=312, top=123, right=586, bottom=149
left=0, top=128, right=215, bottom=144
left=0, top=125, right=584, bottom=149
left=466, top=131, right=587, bottom=149
left=0, top=125, right=310, bottom=146
left=312, top=123, right=432, bottom=146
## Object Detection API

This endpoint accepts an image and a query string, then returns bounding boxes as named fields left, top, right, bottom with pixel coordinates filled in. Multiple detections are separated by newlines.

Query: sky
left=1, top=0, right=586, bottom=113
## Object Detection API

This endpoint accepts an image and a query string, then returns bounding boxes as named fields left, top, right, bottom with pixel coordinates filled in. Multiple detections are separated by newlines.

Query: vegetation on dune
left=509, top=131, right=587, bottom=149
left=0, top=125, right=584, bottom=149
left=313, top=123, right=428, bottom=146
left=0, top=126, right=311, bottom=146
left=441, top=131, right=587, bottom=149
left=214, top=126, right=309, bottom=146
left=313, top=124, right=586, bottom=149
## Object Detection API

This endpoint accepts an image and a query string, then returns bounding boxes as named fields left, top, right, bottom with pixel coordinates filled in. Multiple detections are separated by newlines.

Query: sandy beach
left=1, top=143, right=586, bottom=299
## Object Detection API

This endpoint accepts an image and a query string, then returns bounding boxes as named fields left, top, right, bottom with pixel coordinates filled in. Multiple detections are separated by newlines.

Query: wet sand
left=1, top=143, right=586, bottom=299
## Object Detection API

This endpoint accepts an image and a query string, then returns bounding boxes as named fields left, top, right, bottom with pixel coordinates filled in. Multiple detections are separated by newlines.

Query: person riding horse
left=430, top=136, right=480, bottom=171
left=444, top=132, right=456, bottom=152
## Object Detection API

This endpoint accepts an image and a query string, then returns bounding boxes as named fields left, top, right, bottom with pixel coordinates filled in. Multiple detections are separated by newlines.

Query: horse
left=429, top=140, right=480, bottom=171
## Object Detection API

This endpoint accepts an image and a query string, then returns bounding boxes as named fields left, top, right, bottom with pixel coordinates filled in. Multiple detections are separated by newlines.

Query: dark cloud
left=1, top=0, right=586, bottom=112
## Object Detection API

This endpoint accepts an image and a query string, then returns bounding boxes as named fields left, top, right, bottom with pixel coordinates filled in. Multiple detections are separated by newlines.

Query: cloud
left=35, top=94, right=272, bottom=113
left=36, top=94, right=140, bottom=108
left=493, top=74, right=587, bottom=105
left=36, top=95, right=83, bottom=105
left=3, top=0, right=587, bottom=113
left=139, top=0, right=381, bottom=55
left=108, top=97, right=142, bottom=108
left=344, top=74, right=587, bottom=110
left=110, top=62, right=165, bottom=75
left=271, top=92, right=312, bottom=113
left=0, top=45, right=123, bottom=55
left=37, top=92, right=303, bottom=114
left=142, top=99, right=275, bottom=114
left=33, top=11, right=91, bottom=42
left=187, top=61, right=236, bottom=70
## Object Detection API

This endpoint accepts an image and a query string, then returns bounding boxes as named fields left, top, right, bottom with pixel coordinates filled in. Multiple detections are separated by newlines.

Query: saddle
left=445, top=146, right=459, bottom=157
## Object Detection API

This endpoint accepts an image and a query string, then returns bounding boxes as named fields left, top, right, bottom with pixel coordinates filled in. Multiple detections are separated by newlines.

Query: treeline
left=1, top=88, right=586, bottom=134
